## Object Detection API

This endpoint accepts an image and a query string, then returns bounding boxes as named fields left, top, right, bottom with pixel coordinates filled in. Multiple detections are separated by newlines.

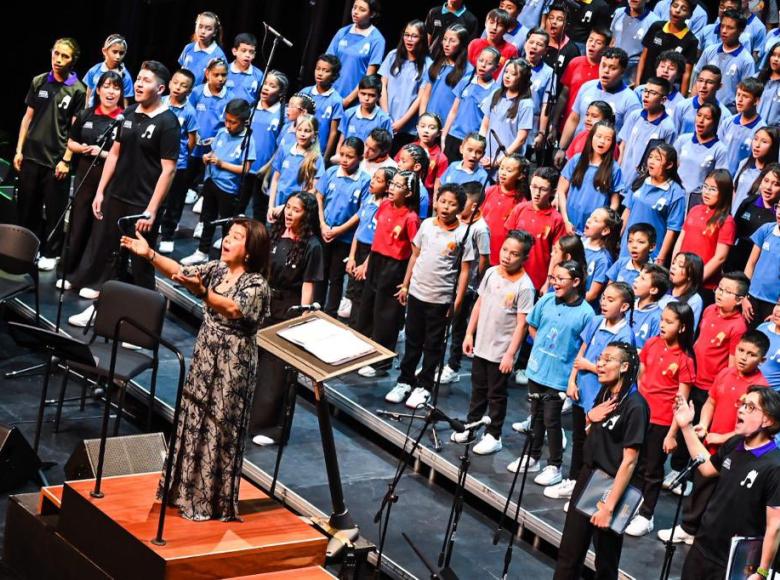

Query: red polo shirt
left=467, top=38, right=519, bottom=79
left=639, top=336, right=696, bottom=426
left=482, top=184, right=524, bottom=265
left=679, top=205, right=736, bottom=289
left=395, top=141, right=449, bottom=196
left=694, top=305, right=748, bottom=391
left=560, top=56, right=600, bottom=130
left=504, top=201, right=565, bottom=289
left=709, top=367, right=769, bottom=447
left=370, top=199, right=420, bottom=261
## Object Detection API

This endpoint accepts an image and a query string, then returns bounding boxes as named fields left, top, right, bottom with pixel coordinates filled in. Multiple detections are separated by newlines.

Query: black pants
left=63, top=158, right=103, bottom=275
left=17, top=160, right=69, bottom=258
left=681, top=544, right=725, bottom=580
left=529, top=379, right=565, bottom=467
left=69, top=196, right=158, bottom=291
left=681, top=461, right=717, bottom=535
left=447, top=288, right=477, bottom=371
left=356, top=252, right=408, bottom=368
left=398, top=294, right=450, bottom=391
left=468, top=356, right=509, bottom=438
left=444, top=134, right=463, bottom=163
left=637, top=423, right=669, bottom=519
left=554, top=466, right=624, bottom=580
left=198, top=179, right=237, bottom=254
left=671, top=387, right=708, bottom=471
left=346, top=241, right=371, bottom=327
left=749, top=294, right=777, bottom=329
left=236, top=172, right=269, bottom=221
left=318, top=240, right=351, bottom=316
left=160, top=167, right=193, bottom=241
left=568, top=404, right=587, bottom=480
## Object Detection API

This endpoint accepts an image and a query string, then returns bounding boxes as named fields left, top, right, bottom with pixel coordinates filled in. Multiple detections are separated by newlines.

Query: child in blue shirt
left=620, top=143, right=686, bottom=264
left=746, top=204, right=780, bottom=328
left=660, top=252, right=704, bottom=329
left=277, top=93, right=317, bottom=156
left=673, top=102, right=728, bottom=198
left=419, top=24, right=473, bottom=125
left=181, top=99, right=256, bottom=266
left=631, top=263, right=670, bottom=348
left=226, top=33, right=264, bottom=105
left=178, top=11, right=227, bottom=85
left=189, top=58, right=231, bottom=162
left=671, top=65, right=731, bottom=136
left=326, top=0, right=386, bottom=106
left=758, top=43, right=780, bottom=127
left=523, top=29, right=554, bottom=148
left=611, top=0, right=660, bottom=82
left=336, top=75, right=393, bottom=157
left=302, top=54, right=345, bottom=162
left=608, top=222, right=656, bottom=286
left=634, top=51, right=686, bottom=117
left=83, top=34, right=134, bottom=108
left=583, top=208, right=620, bottom=306
left=438, top=133, right=489, bottom=190
left=757, top=300, right=780, bottom=389
left=718, top=78, right=766, bottom=175
left=316, top=137, right=371, bottom=316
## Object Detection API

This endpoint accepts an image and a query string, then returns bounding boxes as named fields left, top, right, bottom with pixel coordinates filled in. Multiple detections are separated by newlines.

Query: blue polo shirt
left=674, top=133, right=729, bottom=197
left=611, top=8, right=661, bottom=64
left=178, top=42, right=227, bottom=86
left=749, top=223, right=780, bottom=303
left=758, top=78, right=780, bottom=127
left=530, top=62, right=554, bottom=142
left=83, top=62, right=134, bottom=107
left=561, top=154, right=624, bottom=235
left=672, top=95, right=731, bottom=136
left=301, top=85, right=345, bottom=151
left=339, top=105, right=394, bottom=142
left=205, top=127, right=256, bottom=194
left=698, top=21, right=753, bottom=54
left=659, top=292, right=704, bottom=329
left=761, top=30, right=780, bottom=63
left=718, top=113, right=766, bottom=175
left=584, top=242, right=613, bottom=294
left=733, top=161, right=762, bottom=214
left=354, top=196, right=381, bottom=245
left=423, top=62, right=474, bottom=124
left=272, top=145, right=325, bottom=207
left=518, top=0, right=550, bottom=29
left=526, top=292, right=595, bottom=391
left=318, top=166, right=371, bottom=244
left=694, top=44, right=757, bottom=109
left=618, top=109, right=677, bottom=188
left=621, top=178, right=686, bottom=259
left=378, top=51, right=432, bottom=135
left=189, top=84, right=231, bottom=158
left=632, top=300, right=662, bottom=348
left=162, top=96, right=198, bottom=170
left=480, top=93, right=534, bottom=163
left=249, top=101, right=283, bottom=172
left=577, top=316, right=636, bottom=410
left=746, top=14, right=768, bottom=56
left=653, top=0, right=708, bottom=35
left=440, top=161, right=488, bottom=187
left=607, top=256, right=643, bottom=286
left=327, top=24, right=386, bottom=98
left=276, top=121, right=297, bottom=155
left=226, top=62, right=265, bottom=104
left=449, top=75, right=496, bottom=140
left=758, top=321, right=780, bottom=390
left=572, top=79, right=641, bottom=134
left=419, top=183, right=431, bottom=219
left=635, top=85, right=684, bottom=117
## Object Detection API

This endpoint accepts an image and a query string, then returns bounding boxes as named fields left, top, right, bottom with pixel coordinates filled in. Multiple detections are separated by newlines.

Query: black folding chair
left=0, top=224, right=40, bottom=322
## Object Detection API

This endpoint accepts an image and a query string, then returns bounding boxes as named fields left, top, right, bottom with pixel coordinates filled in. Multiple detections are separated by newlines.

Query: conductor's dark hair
left=748, top=386, right=780, bottom=436
left=231, top=218, right=270, bottom=277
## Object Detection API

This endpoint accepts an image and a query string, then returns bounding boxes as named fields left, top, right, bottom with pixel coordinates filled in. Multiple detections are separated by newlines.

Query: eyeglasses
left=403, top=33, right=421, bottom=40
left=547, top=275, right=572, bottom=283
left=701, top=184, right=719, bottom=193
left=715, top=286, right=743, bottom=297
left=735, top=398, right=761, bottom=414
left=644, top=89, right=665, bottom=98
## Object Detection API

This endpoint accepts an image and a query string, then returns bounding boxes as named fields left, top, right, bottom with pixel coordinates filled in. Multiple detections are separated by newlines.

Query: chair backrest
left=0, top=224, right=40, bottom=275
left=93, top=281, right=167, bottom=349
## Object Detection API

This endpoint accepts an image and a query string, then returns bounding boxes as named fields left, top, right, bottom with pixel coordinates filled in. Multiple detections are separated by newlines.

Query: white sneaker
left=158, top=240, right=174, bottom=254
left=337, top=297, right=352, bottom=318
left=68, top=305, right=95, bottom=328
left=671, top=481, right=693, bottom=496
left=55, top=279, right=72, bottom=290
left=562, top=428, right=568, bottom=451
left=185, top=189, right=198, bottom=204
left=450, top=429, right=472, bottom=444
left=37, top=256, right=58, bottom=271
left=625, top=515, right=654, bottom=537
left=535, top=465, right=562, bottom=486
left=657, top=526, right=695, bottom=545
left=405, top=387, right=431, bottom=409
left=252, top=434, right=275, bottom=446
left=473, top=433, right=502, bottom=455
left=180, top=250, right=209, bottom=266
left=514, top=369, right=529, bottom=385
left=193, top=222, right=203, bottom=238
left=192, top=196, right=203, bottom=214
left=561, top=397, right=573, bottom=415
left=662, top=470, right=680, bottom=490
left=437, top=365, right=460, bottom=384
left=512, top=416, right=532, bottom=433
left=385, top=382, right=412, bottom=404
left=563, top=501, right=570, bottom=513
left=544, top=478, right=576, bottom=499
left=212, top=236, right=222, bottom=250
left=78, top=287, right=100, bottom=300
left=507, top=455, right=539, bottom=473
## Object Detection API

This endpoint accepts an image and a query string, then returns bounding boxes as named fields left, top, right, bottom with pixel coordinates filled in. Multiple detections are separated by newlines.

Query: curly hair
left=269, top=192, right=321, bottom=273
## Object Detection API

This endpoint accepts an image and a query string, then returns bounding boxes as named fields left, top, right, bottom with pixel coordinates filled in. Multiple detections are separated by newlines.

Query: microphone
left=117, top=211, right=152, bottom=224
left=97, top=114, right=124, bottom=144
left=210, top=214, right=245, bottom=226
left=263, top=22, right=293, bottom=47
left=462, top=416, right=491, bottom=432
left=375, top=409, right=403, bottom=421
left=668, top=453, right=707, bottom=491
left=286, top=302, right=322, bottom=314
left=425, top=403, right=466, bottom=433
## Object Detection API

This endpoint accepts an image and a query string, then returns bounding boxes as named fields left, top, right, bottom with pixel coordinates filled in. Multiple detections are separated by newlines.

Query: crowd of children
left=14, top=1, right=780, bottom=577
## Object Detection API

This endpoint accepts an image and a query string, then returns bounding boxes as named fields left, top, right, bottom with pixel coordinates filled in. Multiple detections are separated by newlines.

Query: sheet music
left=278, top=318, right=375, bottom=365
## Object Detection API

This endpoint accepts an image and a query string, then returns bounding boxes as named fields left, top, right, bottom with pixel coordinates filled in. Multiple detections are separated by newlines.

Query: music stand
left=257, top=310, right=394, bottom=557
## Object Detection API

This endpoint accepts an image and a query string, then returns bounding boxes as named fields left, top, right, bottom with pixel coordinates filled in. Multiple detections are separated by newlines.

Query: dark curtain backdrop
left=4, top=0, right=491, bottom=157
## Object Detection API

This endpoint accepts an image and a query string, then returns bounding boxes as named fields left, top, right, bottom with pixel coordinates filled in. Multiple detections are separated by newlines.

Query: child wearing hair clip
left=84, top=34, right=134, bottom=108
left=178, top=11, right=226, bottom=85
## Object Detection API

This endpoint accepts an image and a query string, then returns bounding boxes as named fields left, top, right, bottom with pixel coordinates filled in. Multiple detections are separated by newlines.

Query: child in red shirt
left=467, top=9, right=519, bottom=79
left=503, top=166, right=565, bottom=290
left=413, top=112, right=448, bottom=194
left=627, top=302, right=697, bottom=537
left=657, top=331, right=770, bottom=545
left=482, top=153, right=529, bottom=264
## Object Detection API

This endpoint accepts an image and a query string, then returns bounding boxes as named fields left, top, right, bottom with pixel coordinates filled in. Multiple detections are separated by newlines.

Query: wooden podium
left=257, top=311, right=394, bottom=555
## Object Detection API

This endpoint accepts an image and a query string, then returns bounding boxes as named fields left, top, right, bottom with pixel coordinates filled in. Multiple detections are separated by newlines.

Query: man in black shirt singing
left=673, top=386, right=780, bottom=580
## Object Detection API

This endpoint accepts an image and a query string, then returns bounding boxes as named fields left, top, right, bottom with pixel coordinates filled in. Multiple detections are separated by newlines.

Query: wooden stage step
left=228, top=566, right=337, bottom=579
left=43, top=472, right=327, bottom=580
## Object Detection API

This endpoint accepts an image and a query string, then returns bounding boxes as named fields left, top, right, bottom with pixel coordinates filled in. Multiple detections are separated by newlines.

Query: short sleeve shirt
left=371, top=199, right=420, bottom=261
left=694, top=304, right=748, bottom=391
left=749, top=224, right=780, bottom=303
left=639, top=336, right=696, bottom=425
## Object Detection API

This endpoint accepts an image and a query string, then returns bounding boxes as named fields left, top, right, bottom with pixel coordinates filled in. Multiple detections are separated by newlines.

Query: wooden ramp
left=228, top=566, right=337, bottom=579
left=41, top=472, right=327, bottom=580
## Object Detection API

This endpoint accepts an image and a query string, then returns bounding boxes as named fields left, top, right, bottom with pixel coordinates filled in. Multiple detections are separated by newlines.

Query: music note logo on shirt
left=661, top=362, right=679, bottom=377
left=711, top=331, right=727, bottom=346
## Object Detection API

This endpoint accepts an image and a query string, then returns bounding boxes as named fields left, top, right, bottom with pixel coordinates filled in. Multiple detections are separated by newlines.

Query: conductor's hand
left=120, top=232, right=150, bottom=257
left=172, top=270, right=206, bottom=297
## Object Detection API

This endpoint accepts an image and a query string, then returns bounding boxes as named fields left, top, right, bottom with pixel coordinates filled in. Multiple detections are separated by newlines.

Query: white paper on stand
left=278, top=317, right=375, bottom=365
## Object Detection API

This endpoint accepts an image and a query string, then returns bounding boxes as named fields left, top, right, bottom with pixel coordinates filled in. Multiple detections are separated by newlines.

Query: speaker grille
left=84, top=433, right=167, bottom=477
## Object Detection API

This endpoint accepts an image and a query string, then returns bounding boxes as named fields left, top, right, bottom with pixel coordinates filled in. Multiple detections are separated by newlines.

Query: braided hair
left=594, top=341, right=641, bottom=411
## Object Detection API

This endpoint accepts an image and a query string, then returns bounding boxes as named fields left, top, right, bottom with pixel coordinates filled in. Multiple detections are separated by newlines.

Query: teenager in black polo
left=68, top=60, right=179, bottom=327
left=425, top=0, right=480, bottom=51
left=554, top=341, right=650, bottom=580
left=13, top=38, right=86, bottom=271
left=674, top=386, right=780, bottom=580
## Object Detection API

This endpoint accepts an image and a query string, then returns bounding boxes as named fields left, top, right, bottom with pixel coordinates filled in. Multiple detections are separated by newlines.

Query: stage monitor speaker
left=64, top=433, right=167, bottom=481
left=0, top=424, right=42, bottom=493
